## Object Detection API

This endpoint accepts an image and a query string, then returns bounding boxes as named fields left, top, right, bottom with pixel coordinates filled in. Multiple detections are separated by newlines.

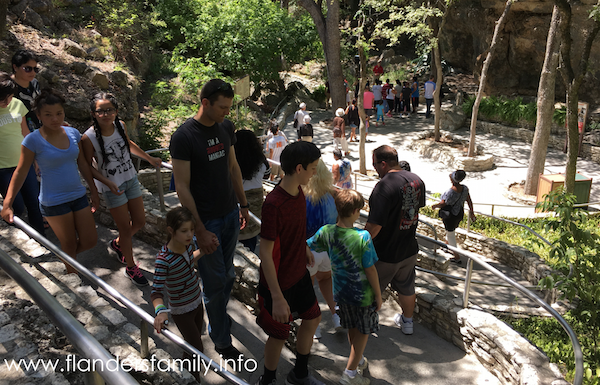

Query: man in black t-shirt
left=169, top=79, right=249, bottom=360
left=365, top=145, right=425, bottom=336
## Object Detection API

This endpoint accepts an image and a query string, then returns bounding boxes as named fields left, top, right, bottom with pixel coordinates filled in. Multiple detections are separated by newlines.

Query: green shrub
left=462, top=96, right=564, bottom=126
left=312, top=85, right=327, bottom=103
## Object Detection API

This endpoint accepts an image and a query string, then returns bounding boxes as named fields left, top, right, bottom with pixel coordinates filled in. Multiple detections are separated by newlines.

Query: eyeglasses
left=202, top=82, right=233, bottom=101
left=95, top=108, right=116, bottom=116
left=22, top=66, right=40, bottom=73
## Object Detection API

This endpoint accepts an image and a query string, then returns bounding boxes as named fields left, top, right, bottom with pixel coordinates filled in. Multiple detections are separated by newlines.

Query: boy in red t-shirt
left=256, top=141, right=324, bottom=385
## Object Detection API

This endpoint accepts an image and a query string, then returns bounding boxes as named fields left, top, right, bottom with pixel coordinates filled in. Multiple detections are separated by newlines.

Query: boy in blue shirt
left=307, top=189, right=382, bottom=385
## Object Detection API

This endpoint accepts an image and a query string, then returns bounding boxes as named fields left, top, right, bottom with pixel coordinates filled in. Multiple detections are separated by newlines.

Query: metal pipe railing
left=2, top=209, right=249, bottom=385
left=0, top=248, right=139, bottom=385
left=415, top=232, right=584, bottom=385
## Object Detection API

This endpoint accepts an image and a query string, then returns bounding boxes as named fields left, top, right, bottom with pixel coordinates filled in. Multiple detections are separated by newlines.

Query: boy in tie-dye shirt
left=307, top=189, right=382, bottom=385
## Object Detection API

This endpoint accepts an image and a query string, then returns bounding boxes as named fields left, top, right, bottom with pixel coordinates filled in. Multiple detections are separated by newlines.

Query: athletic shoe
left=256, top=376, right=276, bottom=385
left=216, top=344, right=242, bottom=360
left=285, top=370, right=325, bottom=385
left=110, top=239, right=126, bottom=264
left=313, top=325, right=322, bottom=339
left=340, top=372, right=370, bottom=385
left=124, top=265, right=149, bottom=286
left=393, top=313, right=413, bottom=335
left=357, top=357, right=368, bottom=375
left=332, top=313, right=342, bottom=331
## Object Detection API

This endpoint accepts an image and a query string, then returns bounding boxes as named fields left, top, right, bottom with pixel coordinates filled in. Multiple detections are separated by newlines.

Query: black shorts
left=256, top=271, right=321, bottom=340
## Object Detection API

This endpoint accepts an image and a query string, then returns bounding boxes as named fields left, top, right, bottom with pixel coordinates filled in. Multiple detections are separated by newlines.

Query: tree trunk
left=280, top=0, right=289, bottom=10
left=433, top=42, right=442, bottom=141
left=0, top=0, right=9, bottom=39
left=556, top=0, right=600, bottom=193
left=357, top=41, right=368, bottom=174
left=298, top=0, right=345, bottom=111
left=468, top=0, right=514, bottom=157
left=524, top=5, right=561, bottom=195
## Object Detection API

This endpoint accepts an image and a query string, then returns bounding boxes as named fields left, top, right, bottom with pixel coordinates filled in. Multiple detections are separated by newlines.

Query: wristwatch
left=240, top=203, right=250, bottom=209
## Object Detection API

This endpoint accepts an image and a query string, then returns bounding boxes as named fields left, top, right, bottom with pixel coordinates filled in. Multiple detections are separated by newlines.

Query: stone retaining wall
left=473, top=120, right=600, bottom=166
left=416, top=216, right=557, bottom=303
left=137, top=168, right=173, bottom=195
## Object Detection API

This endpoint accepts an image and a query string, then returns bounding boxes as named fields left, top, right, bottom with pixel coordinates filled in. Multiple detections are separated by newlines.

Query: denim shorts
left=102, top=175, right=142, bottom=209
left=39, top=194, right=89, bottom=217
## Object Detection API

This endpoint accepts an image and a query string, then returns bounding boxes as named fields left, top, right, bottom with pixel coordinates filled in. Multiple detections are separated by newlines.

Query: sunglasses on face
left=22, top=66, right=40, bottom=73
left=95, top=108, right=116, bottom=116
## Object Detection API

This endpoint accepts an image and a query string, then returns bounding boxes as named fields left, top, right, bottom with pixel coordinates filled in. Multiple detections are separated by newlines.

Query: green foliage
left=160, top=0, right=321, bottom=83
left=502, top=313, right=600, bottom=384
left=312, top=85, right=327, bottom=103
left=462, top=96, right=564, bottom=126
left=554, top=106, right=567, bottom=126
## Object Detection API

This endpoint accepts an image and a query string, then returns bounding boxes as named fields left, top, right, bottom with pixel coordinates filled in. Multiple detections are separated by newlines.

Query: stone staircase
left=0, top=220, right=198, bottom=385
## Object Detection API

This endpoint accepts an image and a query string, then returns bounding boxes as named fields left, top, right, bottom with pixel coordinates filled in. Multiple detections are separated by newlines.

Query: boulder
left=285, top=81, right=307, bottom=96
left=20, top=9, right=47, bottom=31
left=440, top=106, right=466, bottom=131
left=64, top=99, right=91, bottom=121
left=86, top=47, right=105, bottom=61
left=63, top=39, right=87, bottom=58
left=70, top=62, right=88, bottom=75
left=90, top=71, right=109, bottom=90
left=109, top=71, right=128, bottom=87
left=28, top=0, right=51, bottom=13
left=263, top=94, right=281, bottom=107
left=40, top=69, right=59, bottom=84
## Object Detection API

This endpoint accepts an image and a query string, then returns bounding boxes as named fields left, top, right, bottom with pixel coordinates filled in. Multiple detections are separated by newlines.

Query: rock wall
left=441, top=0, right=600, bottom=108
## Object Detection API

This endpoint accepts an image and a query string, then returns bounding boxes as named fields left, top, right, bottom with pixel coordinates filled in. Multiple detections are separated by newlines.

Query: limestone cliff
left=440, top=0, right=600, bottom=108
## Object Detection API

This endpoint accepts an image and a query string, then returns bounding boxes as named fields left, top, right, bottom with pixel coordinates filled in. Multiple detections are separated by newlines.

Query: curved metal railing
left=414, top=233, right=583, bottom=385
left=1, top=209, right=249, bottom=385
left=0, top=248, right=139, bottom=385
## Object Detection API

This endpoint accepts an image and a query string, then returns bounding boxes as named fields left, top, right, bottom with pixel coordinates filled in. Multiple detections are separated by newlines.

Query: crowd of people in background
left=0, top=48, right=466, bottom=385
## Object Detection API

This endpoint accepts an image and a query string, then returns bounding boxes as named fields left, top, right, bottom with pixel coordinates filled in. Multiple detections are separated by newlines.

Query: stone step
left=0, top=221, right=198, bottom=385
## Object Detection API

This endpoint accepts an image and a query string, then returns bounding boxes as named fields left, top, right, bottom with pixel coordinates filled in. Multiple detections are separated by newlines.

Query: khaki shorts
left=375, top=253, right=418, bottom=296
left=270, top=164, right=283, bottom=177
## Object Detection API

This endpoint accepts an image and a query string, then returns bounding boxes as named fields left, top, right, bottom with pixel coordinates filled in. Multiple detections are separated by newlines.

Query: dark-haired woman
left=1, top=89, right=99, bottom=274
left=11, top=50, right=42, bottom=132
left=431, top=170, right=476, bottom=264
left=82, top=93, right=161, bottom=286
left=234, top=129, right=269, bottom=252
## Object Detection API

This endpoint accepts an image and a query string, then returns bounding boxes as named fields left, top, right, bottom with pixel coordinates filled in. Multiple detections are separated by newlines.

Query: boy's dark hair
left=398, top=160, right=411, bottom=172
left=32, top=89, right=65, bottom=112
left=0, top=72, right=17, bottom=101
left=373, top=145, right=398, bottom=167
left=166, top=206, right=196, bottom=242
left=11, top=50, right=39, bottom=70
left=280, top=141, right=320, bottom=175
left=335, top=189, right=365, bottom=218
left=199, top=79, right=235, bottom=105
left=270, top=124, right=278, bottom=134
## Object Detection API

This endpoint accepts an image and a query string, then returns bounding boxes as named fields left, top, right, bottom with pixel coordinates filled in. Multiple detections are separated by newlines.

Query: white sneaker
left=357, top=357, right=368, bottom=375
left=340, top=371, right=370, bottom=385
left=393, top=313, right=413, bottom=335
left=332, top=313, right=343, bottom=331
left=313, top=324, right=322, bottom=339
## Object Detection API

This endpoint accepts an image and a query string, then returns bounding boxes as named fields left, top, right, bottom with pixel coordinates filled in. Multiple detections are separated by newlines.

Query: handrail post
left=462, top=257, right=474, bottom=309
left=140, top=320, right=149, bottom=358
left=156, top=166, right=166, bottom=212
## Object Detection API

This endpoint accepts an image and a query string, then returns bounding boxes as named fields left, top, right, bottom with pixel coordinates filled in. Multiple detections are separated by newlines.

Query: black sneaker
left=215, top=344, right=242, bottom=360
left=124, top=265, right=149, bottom=286
left=285, top=370, right=325, bottom=385
left=256, top=376, right=277, bottom=385
left=111, top=239, right=126, bottom=264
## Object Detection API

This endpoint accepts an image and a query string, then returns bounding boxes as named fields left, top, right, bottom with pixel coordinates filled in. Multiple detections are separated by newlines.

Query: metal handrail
left=2, top=209, right=249, bottom=385
left=415, top=233, right=583, bottom=385
left=0, top=248, right=139, bottom=385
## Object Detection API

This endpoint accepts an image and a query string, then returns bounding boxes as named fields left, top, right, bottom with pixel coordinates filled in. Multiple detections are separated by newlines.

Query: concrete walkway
left=282, top=106, right=600, bottom=218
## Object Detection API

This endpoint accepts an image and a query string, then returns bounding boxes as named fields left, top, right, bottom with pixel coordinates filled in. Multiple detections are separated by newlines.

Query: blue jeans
left=0, top=166, right=45, bottom=236
left=426, top=98, right=434, bottom=118
left=196, top=207, right=240, bottom=349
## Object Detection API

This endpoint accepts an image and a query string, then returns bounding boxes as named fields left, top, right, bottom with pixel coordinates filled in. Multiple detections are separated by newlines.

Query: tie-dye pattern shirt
left=307, top=225, right=378, bottom=307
